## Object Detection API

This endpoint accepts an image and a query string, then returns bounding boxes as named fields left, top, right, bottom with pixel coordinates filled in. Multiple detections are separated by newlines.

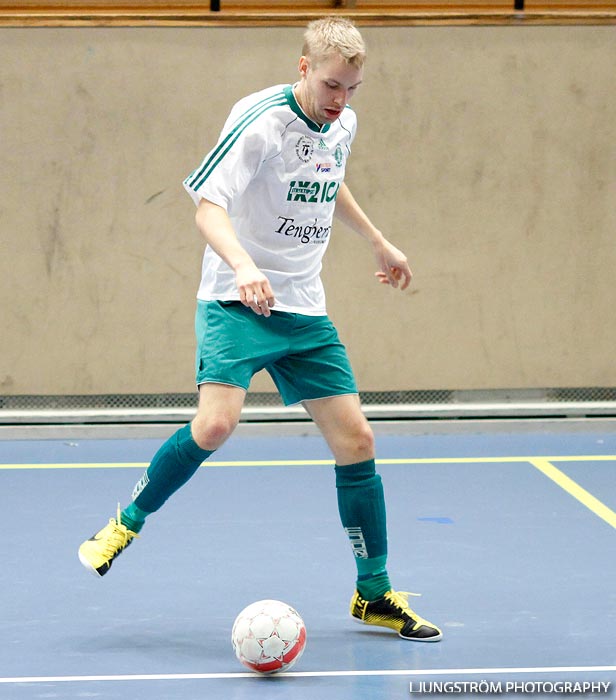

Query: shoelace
left=101, top=504, right=138, bottom=558
left=386, top=590, right=429, bottom=624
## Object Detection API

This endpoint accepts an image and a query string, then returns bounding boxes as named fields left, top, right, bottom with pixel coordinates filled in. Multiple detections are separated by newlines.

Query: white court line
left=2, top=665, right=615, bottom=684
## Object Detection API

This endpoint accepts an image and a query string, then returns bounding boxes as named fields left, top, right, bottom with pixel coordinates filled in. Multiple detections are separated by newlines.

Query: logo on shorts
left=296, top=136, right=314, bottom=163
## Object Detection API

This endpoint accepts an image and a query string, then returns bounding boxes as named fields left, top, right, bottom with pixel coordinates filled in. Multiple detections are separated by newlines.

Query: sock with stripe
left=120, top=502, right=150, bottom=534
left=335, top=459, right=392, bottom=600
left=121, top=423, right=214, bottom=531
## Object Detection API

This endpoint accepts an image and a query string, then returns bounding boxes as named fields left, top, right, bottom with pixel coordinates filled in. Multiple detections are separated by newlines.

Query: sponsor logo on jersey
left=275, top=216, right=331, bottom=245
left=286, top=179, right=340, bottom=203
left=295, top=136, right=314, bottom=163
left=317, top=138, right=328, bottom=151
left=315, top=162, right=332, bottom=173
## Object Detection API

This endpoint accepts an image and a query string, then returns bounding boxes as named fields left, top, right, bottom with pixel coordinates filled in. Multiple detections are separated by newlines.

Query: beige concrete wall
left=1, top=25, right=614, bottom=395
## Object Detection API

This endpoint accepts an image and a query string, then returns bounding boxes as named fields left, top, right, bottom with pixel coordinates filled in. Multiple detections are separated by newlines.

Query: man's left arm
left=334, top=182, right=412, bottom=290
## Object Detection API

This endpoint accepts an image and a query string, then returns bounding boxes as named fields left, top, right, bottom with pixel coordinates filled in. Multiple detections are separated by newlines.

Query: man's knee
left=336, top=419, right=375, bottom=464
left=191, top=413, right=238, bottom=450
left=353, top=421, right=375, bottom=457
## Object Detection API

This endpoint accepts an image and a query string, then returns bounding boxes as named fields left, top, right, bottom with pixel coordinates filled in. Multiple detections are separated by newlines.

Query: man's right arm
left=195, top=198, right=275, bottom=316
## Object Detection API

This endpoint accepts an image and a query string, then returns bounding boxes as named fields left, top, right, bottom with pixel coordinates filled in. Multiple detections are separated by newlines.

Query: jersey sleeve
left=183, top=106, right=277, bottom=211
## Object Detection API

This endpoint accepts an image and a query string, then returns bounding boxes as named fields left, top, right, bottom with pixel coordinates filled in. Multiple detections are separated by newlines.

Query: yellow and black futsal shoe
left=350, top=589, right=442, bottom=642
left=78, top=505, right=138, bottom=577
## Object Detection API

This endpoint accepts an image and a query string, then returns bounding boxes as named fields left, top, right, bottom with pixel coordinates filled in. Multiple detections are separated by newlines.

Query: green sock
left=335, top=459, right=391, bottom=600
left=130, top=423, right=214, bottom=515
left=357, top=566, right=392, bottom=600
left=120, top=502, right=150, bottom=534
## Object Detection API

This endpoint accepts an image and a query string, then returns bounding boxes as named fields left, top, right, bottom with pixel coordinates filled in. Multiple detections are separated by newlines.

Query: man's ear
left=298, top=55, right=310, bottom=78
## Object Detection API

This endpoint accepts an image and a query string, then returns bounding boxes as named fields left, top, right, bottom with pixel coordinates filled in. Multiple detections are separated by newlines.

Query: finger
left=388, top=264, right=413, bottom=290
left=250, top=293, right=266, bottom=316
left=249, top=288, right=274, bottom=317
left=262, top=282, right=276, bottom=311
left=239, top=286, right=252, bottom=308
left=258, top=297, right=271, bottom=317
left=379, top=265, right=399, bottom=288
left=375, top=269, right=412, bottom=289
left=260, top=300, right=274, bottom=317
left=399, top=266, right=413, bottom=290
left=389, top=267, right=402, bottom=288
left=254, top=284, right=276, bottom=317
left=239, top=286, right=263, bottom=315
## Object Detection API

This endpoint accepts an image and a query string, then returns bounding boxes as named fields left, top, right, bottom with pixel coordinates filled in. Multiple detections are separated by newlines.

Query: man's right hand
left=235, top=262, right=276, bottom=317
left=195, top=200, right=276, bottom=317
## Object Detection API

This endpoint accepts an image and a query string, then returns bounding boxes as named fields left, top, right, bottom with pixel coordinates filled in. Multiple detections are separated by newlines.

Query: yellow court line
left=530, top=458, right=616, bottom=530
left=0, top=462, right=150, bottom=470
left=378, top=455, right=616, bottom=464
left=1, top=455, right=615, bottom=470
left=0, top=460, right=329, bottom=470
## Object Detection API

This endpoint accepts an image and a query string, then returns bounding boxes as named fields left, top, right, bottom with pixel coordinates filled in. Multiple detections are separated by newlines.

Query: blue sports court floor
left=1, top=418, right=615, bottom=699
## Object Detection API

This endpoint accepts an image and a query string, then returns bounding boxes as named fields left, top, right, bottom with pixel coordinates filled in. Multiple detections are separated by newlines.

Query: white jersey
left=183, top=84, right=357, bottom=315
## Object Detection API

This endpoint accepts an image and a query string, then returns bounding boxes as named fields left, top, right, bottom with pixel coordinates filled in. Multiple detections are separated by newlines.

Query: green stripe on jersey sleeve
left=185, top=90, right=287, bottom=191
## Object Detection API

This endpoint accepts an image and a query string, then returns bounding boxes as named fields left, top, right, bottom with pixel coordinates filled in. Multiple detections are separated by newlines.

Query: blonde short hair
left=302, top=16, right=366, bottom=68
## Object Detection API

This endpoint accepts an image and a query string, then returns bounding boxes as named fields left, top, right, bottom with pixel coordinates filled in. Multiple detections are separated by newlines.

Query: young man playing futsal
left=79, top=16, right=442, bottom=642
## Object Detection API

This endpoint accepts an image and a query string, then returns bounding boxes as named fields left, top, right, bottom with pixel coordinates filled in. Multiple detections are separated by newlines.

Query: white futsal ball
left=231, top=599, right=307, bottom=674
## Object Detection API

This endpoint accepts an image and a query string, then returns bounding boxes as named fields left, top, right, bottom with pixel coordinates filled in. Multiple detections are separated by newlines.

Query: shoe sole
left=400, top=629, right=442, bottom=642
left=78, top=550, right=104, bottom=578
left=350, top=613, right=442, bottom=642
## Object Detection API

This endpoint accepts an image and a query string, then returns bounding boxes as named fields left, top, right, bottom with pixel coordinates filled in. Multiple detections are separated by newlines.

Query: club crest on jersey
left=296, top=136, right=314, bottom=163
left=334, top=144, right=344, bottom=167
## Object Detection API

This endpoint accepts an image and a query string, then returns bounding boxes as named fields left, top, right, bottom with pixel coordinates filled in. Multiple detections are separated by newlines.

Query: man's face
left=297, top=52, right=363, bottom=126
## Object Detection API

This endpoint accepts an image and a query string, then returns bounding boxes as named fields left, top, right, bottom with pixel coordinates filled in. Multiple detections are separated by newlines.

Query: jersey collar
left=285, top=85, right=331, bottom=134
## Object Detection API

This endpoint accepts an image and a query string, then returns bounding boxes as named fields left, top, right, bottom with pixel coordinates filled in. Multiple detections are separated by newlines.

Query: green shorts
left=195, top=300, right=358, bottom=406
